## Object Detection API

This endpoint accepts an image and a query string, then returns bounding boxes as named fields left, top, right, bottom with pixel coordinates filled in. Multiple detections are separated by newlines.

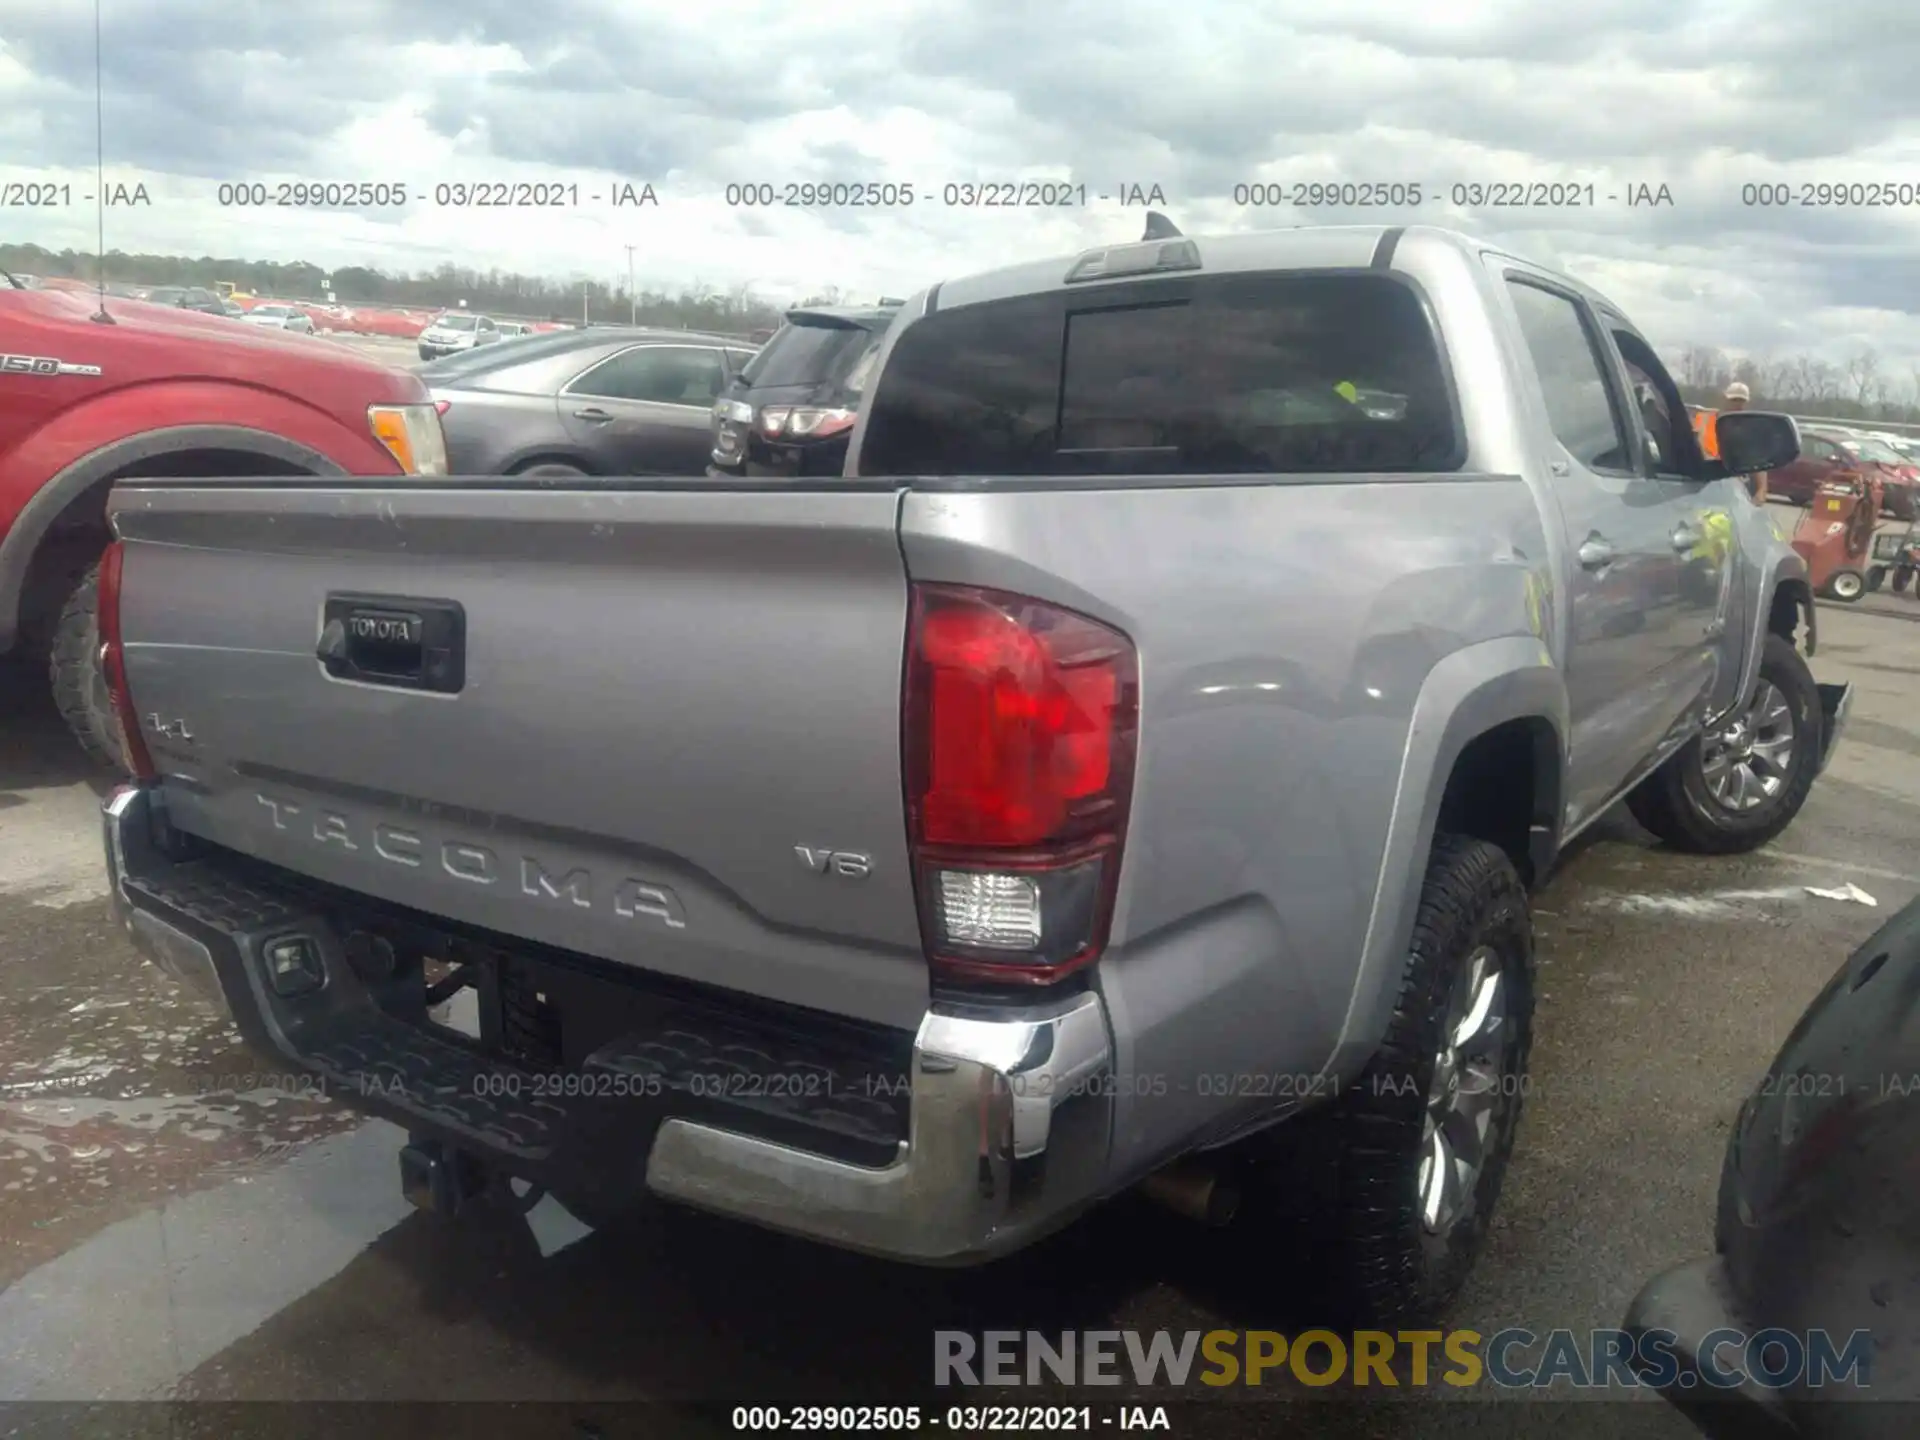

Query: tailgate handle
left=318, top=595, right=465, bottom=694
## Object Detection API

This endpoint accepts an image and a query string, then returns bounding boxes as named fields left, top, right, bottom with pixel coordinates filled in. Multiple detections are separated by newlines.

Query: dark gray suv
left=709, top=304, right=899, bottom=478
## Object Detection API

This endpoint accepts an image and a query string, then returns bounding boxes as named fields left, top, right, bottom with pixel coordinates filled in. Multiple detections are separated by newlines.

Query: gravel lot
left=3, top=602, right=1916, bottom=1437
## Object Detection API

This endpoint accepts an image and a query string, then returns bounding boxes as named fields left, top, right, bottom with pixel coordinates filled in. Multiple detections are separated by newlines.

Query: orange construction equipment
left=1791, top=469, right=1882, bottom=602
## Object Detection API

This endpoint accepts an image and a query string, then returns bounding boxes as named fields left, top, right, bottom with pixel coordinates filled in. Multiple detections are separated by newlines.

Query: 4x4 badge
left=0, top=352, right=102, bottom=377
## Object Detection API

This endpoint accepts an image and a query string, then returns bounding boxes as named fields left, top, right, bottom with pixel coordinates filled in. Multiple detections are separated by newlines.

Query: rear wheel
left=1229, top=835, right=1534, bottom=1326
left=512, top=461, right=589, bottom=479
left=1828, top=569, right=1866, bottom=602
left=1626, top=634, right=1822, bottom=855
left=1869, top=566, right=1887, bottom=592
left=47, top=561, right=127, bottom=771
left=1897, top=566, right=1915, bottom=595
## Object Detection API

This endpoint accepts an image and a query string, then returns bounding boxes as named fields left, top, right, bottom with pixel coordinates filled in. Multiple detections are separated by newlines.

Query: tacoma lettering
left=522, top=858, right=591, bottom=908
left=247, top=792, right=686, bottom=928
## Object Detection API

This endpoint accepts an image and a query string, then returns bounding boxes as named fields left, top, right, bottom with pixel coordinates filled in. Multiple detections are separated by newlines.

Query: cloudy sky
left=4, top=0, right=1920, bottom=369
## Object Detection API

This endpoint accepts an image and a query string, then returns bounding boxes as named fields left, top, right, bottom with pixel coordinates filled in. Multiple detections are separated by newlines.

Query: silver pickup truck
left=97, top=222, right=1849, bottom=1324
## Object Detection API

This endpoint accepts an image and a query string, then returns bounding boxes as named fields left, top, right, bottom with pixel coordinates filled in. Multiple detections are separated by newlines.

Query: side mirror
left=1716, top=410, right=1800, bottom=475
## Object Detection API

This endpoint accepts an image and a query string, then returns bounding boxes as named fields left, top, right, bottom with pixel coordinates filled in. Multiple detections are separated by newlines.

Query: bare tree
left=1845, top=348, right=1880, bottom=408
left=1677, top=344, right=1724, bottom=389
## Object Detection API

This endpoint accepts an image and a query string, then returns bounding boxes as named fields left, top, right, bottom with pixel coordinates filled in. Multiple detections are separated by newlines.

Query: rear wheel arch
left=1, top=425, right=346, bottom=652
left=1333, top=642, right=1567, bottom=1080
left=1436, top=715, right=1563, bottom=888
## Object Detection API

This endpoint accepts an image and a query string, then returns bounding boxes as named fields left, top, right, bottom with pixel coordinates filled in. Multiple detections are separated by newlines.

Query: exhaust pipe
left=1138, top=1161, right=1240, bottom=1227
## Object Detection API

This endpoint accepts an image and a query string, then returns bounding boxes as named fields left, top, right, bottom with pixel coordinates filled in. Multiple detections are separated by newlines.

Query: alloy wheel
left=1702, top=681, right=1796, bottom=811
left=1418, top=944, right=1509, bottom=1238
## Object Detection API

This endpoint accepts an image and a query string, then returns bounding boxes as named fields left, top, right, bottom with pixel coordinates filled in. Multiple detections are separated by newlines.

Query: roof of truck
left=926, top=223, right=1628, bottom=328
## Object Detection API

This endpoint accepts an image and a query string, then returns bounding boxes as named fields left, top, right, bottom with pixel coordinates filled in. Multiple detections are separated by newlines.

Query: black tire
left=47, top=561, right=128, bottom=772
left=1898, top=566, right=1916, bottom=595
left=1626, top=634, right=1822, bottom=855
left=1827, top=569, right=1866, bottom=602
left=1868, top=566, right=1886, bottom=592
left=1231, top=835, right=1535, bottom=1327
left=513, top=461, right=589, bottom=479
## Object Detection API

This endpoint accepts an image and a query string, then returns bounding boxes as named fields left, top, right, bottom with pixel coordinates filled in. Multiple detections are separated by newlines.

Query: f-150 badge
left=1, top=352, right=103, bottom=377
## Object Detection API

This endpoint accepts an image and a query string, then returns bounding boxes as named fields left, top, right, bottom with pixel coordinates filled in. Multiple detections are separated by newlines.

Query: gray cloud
left=3, top=0, right=1919, bottom=358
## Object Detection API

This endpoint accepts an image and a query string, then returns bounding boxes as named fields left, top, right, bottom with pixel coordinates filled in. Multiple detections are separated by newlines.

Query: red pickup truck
left=0, top=273, right=446, bottom=764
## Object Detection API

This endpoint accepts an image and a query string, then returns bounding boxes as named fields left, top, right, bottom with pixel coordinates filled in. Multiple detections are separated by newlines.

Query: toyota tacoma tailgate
left=106, top=480, right=929, bottom=1029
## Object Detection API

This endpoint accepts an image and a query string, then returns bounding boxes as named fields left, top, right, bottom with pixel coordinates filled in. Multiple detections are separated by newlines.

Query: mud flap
left=1815, top=682, right=1852, bottom=778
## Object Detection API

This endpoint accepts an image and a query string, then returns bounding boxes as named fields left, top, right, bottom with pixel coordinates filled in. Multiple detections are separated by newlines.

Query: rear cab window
left=856, top=272, right=1462, bottom=477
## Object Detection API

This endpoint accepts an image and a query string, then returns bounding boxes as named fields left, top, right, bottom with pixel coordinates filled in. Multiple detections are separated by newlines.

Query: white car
left=417, top=312, right=502, bottom=361
left=242, top=304, right=315, bottom=334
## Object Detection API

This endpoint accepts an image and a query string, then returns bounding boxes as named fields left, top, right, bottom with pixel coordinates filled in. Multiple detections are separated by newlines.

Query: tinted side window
left=570, top=346, right=726, bottom=404
left=860, top=274, right=1459, bottom=477
left=1505, top=281, right=1630, bottom=473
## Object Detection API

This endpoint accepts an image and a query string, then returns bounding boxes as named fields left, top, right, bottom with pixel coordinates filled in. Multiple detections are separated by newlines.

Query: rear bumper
left=104, top=784, right=1116, bottom=1264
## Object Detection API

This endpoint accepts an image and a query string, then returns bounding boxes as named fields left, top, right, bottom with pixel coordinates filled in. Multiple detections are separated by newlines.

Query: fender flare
left=1328, top=635, right=1568, bottom=1080
left=0, top=424, right=346, bottom=650
left=1710, top=554, right=1815, bottom=731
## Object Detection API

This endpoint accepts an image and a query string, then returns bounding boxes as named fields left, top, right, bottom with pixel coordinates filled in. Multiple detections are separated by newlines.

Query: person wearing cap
left=1697, top=382, right=1767, bottom=503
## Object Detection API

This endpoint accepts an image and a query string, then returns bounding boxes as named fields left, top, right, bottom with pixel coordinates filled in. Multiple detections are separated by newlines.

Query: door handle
left=1577, top=537, right=1616, bottom=569
left=572, top=407, right=613, bottom=423
left=1671, top=524, right=1703, bottom=552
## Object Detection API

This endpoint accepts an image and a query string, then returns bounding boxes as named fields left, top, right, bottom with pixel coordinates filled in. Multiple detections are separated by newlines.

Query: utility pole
left=625, top=245, right=637, bottom=324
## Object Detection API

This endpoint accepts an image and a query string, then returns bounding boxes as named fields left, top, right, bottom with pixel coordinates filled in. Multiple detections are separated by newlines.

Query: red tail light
left=96, top=541, right=157, bottom=782
left=903, top=584, right=1138, bottom=985
left=760, top=406, right=858, bottom=441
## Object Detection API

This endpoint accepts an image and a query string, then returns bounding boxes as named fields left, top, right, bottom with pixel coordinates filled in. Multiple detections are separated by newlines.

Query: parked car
left=1624, top=896, right=1917, bottom=1436
left=709, top=303, right=898, bottom=478
left=0, top=270, right=444, bottom=766
left=1824, top=431, right=1920, bottom=520
left=221, top=300, right=246, bottom=318
left=241, top=303, right=316, bottom=335
left=1768, top=429, right=1877, bottom=509
left=418, top=312, right=503, bottom=361
left=96, top=222, right=1846, bottom=1325
left=135, top=286, right=228, bottom=318
left=494, top=321, right=533, bottom=339
left=423, top=325, right=753, bottom=476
